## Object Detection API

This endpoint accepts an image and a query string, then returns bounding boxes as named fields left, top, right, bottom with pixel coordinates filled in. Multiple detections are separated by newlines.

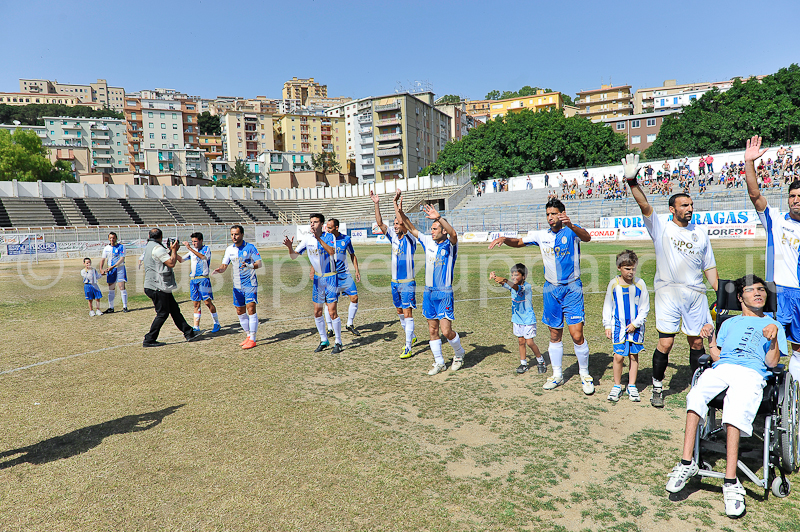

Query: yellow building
left=282, top=78, right=327, bottom=105
left=0, top=92, right=102, bottom=108
left=220, top=111, right=275, bottom=161
left=199, top=134, right=223, bottom=160
left=19, top=78, right=125, bottom=111
left=575, top=84, right=633, bottom=122
left=481, top=90, right=564, bottom=120
left=272, top=114, right=346, bottom=165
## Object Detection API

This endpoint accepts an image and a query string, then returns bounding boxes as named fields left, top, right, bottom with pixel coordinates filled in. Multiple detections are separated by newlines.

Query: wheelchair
left=693, top=280, right=799, bottom=498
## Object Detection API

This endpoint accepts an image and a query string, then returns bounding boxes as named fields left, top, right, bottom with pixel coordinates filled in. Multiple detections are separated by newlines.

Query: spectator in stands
left=662, top=160, right=671, bottom=176
left=698, top=156, right=706, bottom=175
left=705, top=154, right=714, bottom=174
left=777, top=146, right=786, bottom=166
left=492, top=180, right=497, bottom=192
left=544, top=173, right=550, bottom=187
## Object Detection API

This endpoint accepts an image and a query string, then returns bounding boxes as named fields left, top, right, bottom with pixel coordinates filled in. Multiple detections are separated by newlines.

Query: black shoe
left=185, top=329, right=202, bottom=341
left=143, top=341, right=166, bottom=348
left=537, top=361, right=548, bottom=374
left=123, top=307, right=129, bottom=313
left=332, top=343, right=343, bottom=354
left=651, top=388, right=664, bottom=408
left=346, top=325, right=361, bottom=337
left=516, top=363, right=529, bottom=374
left=105, top=308, right=115, bottom=314
left=327, top=329, right=334, bottom=337
left=314, top=341, right=330, bottom=353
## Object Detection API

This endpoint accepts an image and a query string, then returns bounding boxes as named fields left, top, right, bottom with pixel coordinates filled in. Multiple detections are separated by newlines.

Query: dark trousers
left=144, top=288, right=192, bottom=342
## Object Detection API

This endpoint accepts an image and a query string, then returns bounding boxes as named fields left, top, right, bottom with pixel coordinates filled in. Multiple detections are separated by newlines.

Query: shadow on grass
left=665, top=361, right=695, bottom=397
left=351, top=320, right=397, bottom=334
left=0, top=404, right=185, bottom=469
left=261, top=327, right=318, bottom=345
left=462, top=343, right=511, bottom=369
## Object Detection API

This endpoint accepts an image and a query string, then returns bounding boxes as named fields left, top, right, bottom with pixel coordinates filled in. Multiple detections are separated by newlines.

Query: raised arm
left=423, top=203, right=457, bottom=245
left=744, top=135, right=769, bottom=212
left=370, top=190, right=388, bottom=234
left=315, top=233, right=335, bottom=257
left=622, top=154, right=653, bottom=217
left=395, top=191, right=420, bottom=239
left=558, top=211, right=590, bottom=242
left=283, top=236, right=300, bottom=260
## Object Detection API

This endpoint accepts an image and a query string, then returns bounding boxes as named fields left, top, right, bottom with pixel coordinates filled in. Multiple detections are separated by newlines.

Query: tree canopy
left=645, top=64, right=800, bottom=159
left=437, top=95, right=462, bottom=104
left=311, top=151, right=341, bottom=173
left=197, top=111, right=221, bottom=135
left=0, top=129, right=75, bottom=182
left=421, top=108, right=630, bottom=182
left=0, top=104, right=122, bottom=126
left=205, top=159, right=257, bottom=187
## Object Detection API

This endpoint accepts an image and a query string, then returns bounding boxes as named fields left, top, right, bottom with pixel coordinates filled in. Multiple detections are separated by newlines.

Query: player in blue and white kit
left=370, top=190, right=418, bottom=358
left=99, top=231, right=128, bottom=313
left=322, top=218, right=362, bottom=337
left=81, top=257, right=104, bottom=316
left=212, top=225, right=262, bottom=349
left=284, top=213, right=343, bottom=354
left=489, top=198, right=595, bottom=395
left=178, top=232, right=220, bottom=333
left=602, top=250, right=650, bottom=402
left=744, top=134, right=800, bottom=381
left=395, top=191, right=465, bottom=375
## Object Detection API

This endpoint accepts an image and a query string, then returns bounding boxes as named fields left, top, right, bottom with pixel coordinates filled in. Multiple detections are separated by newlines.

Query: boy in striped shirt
left=602, top=250, right=650, bottom=402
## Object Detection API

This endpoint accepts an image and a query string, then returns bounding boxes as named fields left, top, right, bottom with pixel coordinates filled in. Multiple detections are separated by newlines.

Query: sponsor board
left=461, top=231, right=489, bottom=243
left=705, top=224, right=757, bottom=239
left=350, top=229, right=368, bottom=242
left=489, top=231, right=519, bottom=241
left=587, top=228, right=618, bottom=241
left=0, top=234, right=44, bottom=245
left=6, top=242, right=58, bottom=255
left=375, top=235, right=389, bottom=244
left=371, top=222, right=384, bottom=235
left=256, top=225, right=296, bottom=245
left=601, top=210, right=759, bottom=229
left=57, top=242, right=88, bottom=252
left=618, top=228, right=650, bottom=240
left=296, top=223, right=347, bottom=241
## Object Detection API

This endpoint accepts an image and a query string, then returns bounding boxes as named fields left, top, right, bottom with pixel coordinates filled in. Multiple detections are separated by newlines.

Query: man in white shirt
left=623, top=154, right=718, bottom=408
left=99, top=231, right=128, bottom=313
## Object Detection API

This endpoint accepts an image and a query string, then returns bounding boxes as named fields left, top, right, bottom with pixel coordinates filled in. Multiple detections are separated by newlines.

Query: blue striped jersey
left=81, top=267, right=101, bottom=287
left=222, top=241, right=261, bottom=289
left=758, top=203, right=800, bottom=289
left=418, top=234, right=456, bottom=289
left=183, top=245, right=211, bottom=277
left=102, top=243, right=125, bottom=270
left=385, top=226, right=417, bottom=281
left=333, top=233, right=355, bottom=275
left=295, top=232, right=336, bottom=276
left=522, top=226, right=582, bottom=285
left=602, top=276, right=650, bottom=344
left=503, top=281, right=535, bottom=325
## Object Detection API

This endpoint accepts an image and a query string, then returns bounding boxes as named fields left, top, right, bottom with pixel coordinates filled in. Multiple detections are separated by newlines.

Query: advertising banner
left=256, top=225, right=296, bottom=245
left=489, top=231, right=519, bottom=241
left=587, top=228, right=618, bottom=241
left=6, top=242, right=58, bottom=255
left=371, top=222, right=384, bottom=235
left=705, top=224, right=757, bottom=239
left=618, top=227, right=651, bottom=240
left=601, top=210, right=760, bottom=229
left=350, top=229, right=368, bottom=242
left=461, top=231, right=490, bottom=243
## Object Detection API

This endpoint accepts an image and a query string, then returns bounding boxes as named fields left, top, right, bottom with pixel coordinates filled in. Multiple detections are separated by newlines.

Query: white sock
left=238, top=314, right=250, bottom=335
left=332, top=317, right=342, bottom=344
left=248, top=313, right=258, bottom=341
left=108, top=289, right=115, bottom=309
left=405, top=318, right=415, bottom=348
left=549, top=342, right=564, bottom=379
left=430, top=339, right=444, bottom=365
left=315, top=316, right=327, bottom=342
left=193, top=312, right=201, bottom=325
left=536, top=356, right=544, bottom=364
left=324, top=306, right=333, bottom=329
left=447, top=332, right=464, bottom=357
left=574, top=341, right=590, bottom=376
left=211, top=312, right=220, bottom=325
left=120, top=289, right=128, bottom=308
left=399, top=315, right=406, bottom=331
left=790, top=350, right=800, bottom=382
left=347, top=302, right=358, bottom=326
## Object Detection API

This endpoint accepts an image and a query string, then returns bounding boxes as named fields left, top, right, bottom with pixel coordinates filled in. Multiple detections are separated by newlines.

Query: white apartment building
left=143, top=147, right=208, bottom=178
left=19, top=78, right=126, bottom=111
left=219, top=111, right=275, bottom=161
left=41, top=116, right=128, bottom=173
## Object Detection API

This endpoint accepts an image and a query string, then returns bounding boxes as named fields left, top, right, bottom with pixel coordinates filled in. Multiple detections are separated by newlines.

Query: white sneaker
left=95, top=310, right=103, bottom=316
left=665, top=460, right=699, bottom=493
left=428, top=363, right=447, bottom=375
left=450, top=356, right=464, bottom=371
left=89, top=310, right=95, bottom=317
left=581, top=375, right=595, bottom=395
left=543, top=376, right=564, bottom=390
left=723, top=479, right=746, bottom=517
left=607, top=385, right=622, bottom=402
left=627, top=384, right=641, bottom=402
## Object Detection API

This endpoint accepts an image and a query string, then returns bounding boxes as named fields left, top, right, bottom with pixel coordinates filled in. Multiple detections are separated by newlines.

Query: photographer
left=142, top=228, right=201, bottom=347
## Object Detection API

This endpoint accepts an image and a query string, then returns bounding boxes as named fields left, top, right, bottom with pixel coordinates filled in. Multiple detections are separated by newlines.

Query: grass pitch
left=0, top=240, right=798, bottom=532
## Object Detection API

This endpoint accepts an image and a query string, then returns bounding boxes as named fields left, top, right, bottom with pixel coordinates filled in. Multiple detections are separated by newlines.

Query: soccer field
left=0, top=240, right=797, bottom=532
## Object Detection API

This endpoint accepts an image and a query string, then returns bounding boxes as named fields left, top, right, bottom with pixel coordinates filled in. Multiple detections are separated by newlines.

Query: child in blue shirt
left=490, top=263, right=546, bottom=374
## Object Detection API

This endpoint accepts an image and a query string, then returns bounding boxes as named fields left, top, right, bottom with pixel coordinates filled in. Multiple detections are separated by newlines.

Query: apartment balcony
left=63, top=124, right=82, bottom=130
left=362, top=168, right=375, bottom=175
left=321, top=119, right=332, bottom=126
left=360, top=136, right=373, bottom=145
left=376, top=133, right=402, bottom=142
left=362, top=158, right=375, bottom=165
left=375, top=101, right=401, bottom=112
left=359, top=127, right=372, bottom=135
left=379, top=163, right=403, bottom=171
left=157, top=157, right=174, bottom=162
left=92, top=133, right=110, bottom=139
left=361, top=147, right=374, bottom=155
left=377, top=147, right=401, bottom=156
left=92, top=141, right=112, bottom=148
left=376, top=115, right=401, bottom=126
left=186, top=152, right=201, bottom=159
left=93, top=153, right=113, bottom=159
left=358, top=100, right=372, bottom=110
left=323, top=145, right=334, bottom=152
left=36, top=131, right=47, bottom=138
left=357, top=114, right=373, bottom=124
left=62, top=133, right=81, bottom=139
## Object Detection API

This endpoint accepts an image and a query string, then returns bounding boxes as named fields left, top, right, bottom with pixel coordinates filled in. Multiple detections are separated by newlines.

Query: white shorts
left=655, top=286, right=712, bottom=336
left=686, top=363, right=765, bottom=438
left=513, top=323, right=537, bottom=339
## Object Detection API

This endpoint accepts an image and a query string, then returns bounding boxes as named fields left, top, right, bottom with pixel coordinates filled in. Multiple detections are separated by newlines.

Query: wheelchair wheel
left=779, top=373, right=799, bottom=473
left=771, top=476, right=791, bottom=498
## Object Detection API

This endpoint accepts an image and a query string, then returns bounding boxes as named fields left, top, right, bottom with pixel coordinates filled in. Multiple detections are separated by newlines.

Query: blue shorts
left=106, top=266, right=127, bottom=284
left=190, top=278, right=214, bottom=302
left=613, top=342, right=645, bottom=357
left=232, top=286, right=257, bottom=307
left=313, top=274, right=339, bottom=304
left=777, top=285, right=800, bottom=344
left=84, top=284, right=102, bottom=300
left=542, top=280, right=585, bottom=328
left=391, top=281, right=417, bottom=309
left=336, top=273, right=358, bottom=297
left=422, top=287, right=454, bottom=321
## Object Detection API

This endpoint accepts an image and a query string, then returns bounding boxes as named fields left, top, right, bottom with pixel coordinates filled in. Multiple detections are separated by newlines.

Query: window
left=616, top=122, right=625, bottom=130
left=148, top=112, right=153, bottom=118
left=160, top=112, right=165, bottom=118
left=173, top=134, right=178, bottom=140
left=631, top=120, right=640, bottom=128
left=292, top=155, right=296, bottom=162
left=150, top=143, right=155, bottom=148
left=647, top=134, right=657, bottom=143
left=172, top=124, right=177, bottom=130
left=149, top=133, right=154, bottom=139
left=646, top=118, right=657, bottom=127
left=149, top=122, right=154, bottom=128
left=660, top=99, right=665, bottom=106
left=172, top=113, right=177, bottom=119
left=631, top=135, right=641, bottom=144
left=161, top=134, right=167, bottom=139
left=161, top=123, right=166, bottom=129
left=673, top=97, right=679, bottom=105
left=131, top=112, right=136, bottom=119
left=690, top=95, right=697, bottom=101
left=116, top=132, right=120, bottom=137
left=117, top=142, right=120, bottom=146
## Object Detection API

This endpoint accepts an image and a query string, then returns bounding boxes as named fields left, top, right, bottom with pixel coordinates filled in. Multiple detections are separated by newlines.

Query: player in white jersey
left=743, top=134, right=800, bottom=380
left=178, top=232, right=221, bottom=333
left=212, top=225, right=262, bottom=349
left=99, top=231, right=128, bottom=313
left=395, top=190, right=466, bottom=375
left=488, top=198, right=595, bottom=395
left=624, top=153, right=718, bottom=408
left=81, top=257, right=104, bottom=316
left=324, top=218, right=362, bottom=337
left=284, top=213, right=343, bottom=354
left=370, top=190, right=418, bottom=358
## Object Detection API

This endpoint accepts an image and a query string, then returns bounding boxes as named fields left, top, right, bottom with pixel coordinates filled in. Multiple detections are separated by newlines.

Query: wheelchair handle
left=698, top=354, right=712, bottom=367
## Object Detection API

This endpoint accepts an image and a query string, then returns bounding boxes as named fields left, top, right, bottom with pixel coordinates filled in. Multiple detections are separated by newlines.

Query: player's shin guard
left=314, top=316, right=327, bottom=342
left=548, top=342, right=564, bottom=379
left=689, top=348, right=705, bottom=376
left=332, top=317, right=342, bottom=344
left=430, top=339, right=444, bottom=365
left=324, top=305, right=333, bottom=329
left=405, top=318, right=415, bottom=348
left=574, top=341, right=590, bottom=376
left=347, top=302, right=358, bottom=326
left=193, top=312, right=201, bottom=326
left=238, top=313, right=250, bottom=335
left=120, top=289, right=128, bottom=308
left=652, top=349, right=669, bottom=384
left=447, top=332, right=464, bottom=357
left=248, top=313, right=258, bottom=341
left=108, top=289, right=115, bottom=309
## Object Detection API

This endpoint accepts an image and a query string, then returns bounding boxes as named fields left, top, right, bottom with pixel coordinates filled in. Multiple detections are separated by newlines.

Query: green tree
left=197, top=111, right=221, bottom=135
left=420, top=108, right=630, bottom=182
left=437, top=95, right=462, bottom=104
left=485, top=90, right=501, bottom=100
left=206, top=159, right=257, bottom=187
left=0, top=129, right=75, bottom=182
left=0, top=104, right=122, bottom=126
left=562, top=94, right=575, bottom=106
left=311, top=151, right=342, bottom=173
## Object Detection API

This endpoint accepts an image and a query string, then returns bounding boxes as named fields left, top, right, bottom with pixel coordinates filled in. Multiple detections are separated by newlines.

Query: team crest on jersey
left=561, top=236, right=567, bottom=244
left=691, top=234, right=698, bottom=242
left=441, top=249, right=446, bottom=255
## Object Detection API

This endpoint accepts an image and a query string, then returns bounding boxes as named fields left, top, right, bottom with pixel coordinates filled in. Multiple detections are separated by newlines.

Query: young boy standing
left=81, top=257, right=104, bottom=316
left=490, top=264, right=546, bottom=374
left=602, top=250, right=650, bottom=402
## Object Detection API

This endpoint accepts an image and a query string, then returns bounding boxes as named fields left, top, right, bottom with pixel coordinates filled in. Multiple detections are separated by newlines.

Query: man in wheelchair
left=665, top=274, right=787, bottom=517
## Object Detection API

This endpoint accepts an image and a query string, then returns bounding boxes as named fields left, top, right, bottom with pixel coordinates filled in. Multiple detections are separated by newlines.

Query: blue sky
left=1, top=0, right=797, bottom=101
